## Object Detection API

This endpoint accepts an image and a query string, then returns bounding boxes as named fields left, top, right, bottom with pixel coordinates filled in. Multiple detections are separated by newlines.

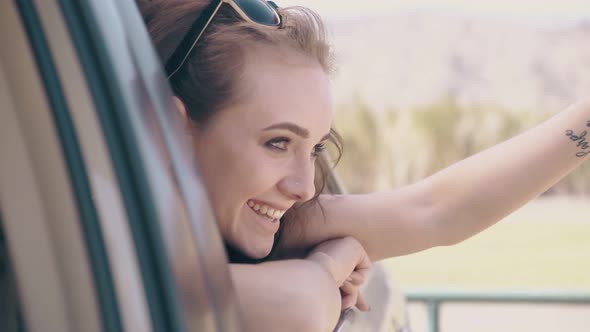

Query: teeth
left=247, top=200, right=286, bottom=220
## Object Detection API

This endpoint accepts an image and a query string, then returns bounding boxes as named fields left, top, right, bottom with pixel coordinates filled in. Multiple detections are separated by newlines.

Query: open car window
left=1, top=0, right=240, bottom=331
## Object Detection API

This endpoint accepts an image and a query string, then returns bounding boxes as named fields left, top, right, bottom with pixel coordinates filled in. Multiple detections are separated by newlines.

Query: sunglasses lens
left=233, top=0, right=280, bottom=25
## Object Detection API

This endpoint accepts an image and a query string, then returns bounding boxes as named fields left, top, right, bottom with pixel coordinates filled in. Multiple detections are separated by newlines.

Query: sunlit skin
left=180, top=47, right=333, bottom=258
left=143, top=3, right=590, bottom=330
left=171, top=44, right=590, bottom=329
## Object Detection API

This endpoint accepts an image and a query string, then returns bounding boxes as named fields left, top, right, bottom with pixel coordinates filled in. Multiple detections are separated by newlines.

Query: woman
left=140, top=0, right=590, bottom=331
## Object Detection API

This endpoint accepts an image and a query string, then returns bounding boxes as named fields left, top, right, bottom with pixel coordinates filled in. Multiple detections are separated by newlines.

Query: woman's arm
left=231, top=237, right=371, bottom=331
left=280, top=99, right=590, bottom=261
left=231, top=260, right=340, bottom=332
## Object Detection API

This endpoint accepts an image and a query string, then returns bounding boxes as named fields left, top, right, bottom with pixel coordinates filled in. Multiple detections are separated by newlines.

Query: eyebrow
left=263, top=122, right=309, bottom=138
left=263, top=122, right=331, bottom=142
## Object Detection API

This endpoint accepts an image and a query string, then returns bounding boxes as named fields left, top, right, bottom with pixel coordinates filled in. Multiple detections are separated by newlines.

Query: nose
left=278, top=158, right=316, bottom=202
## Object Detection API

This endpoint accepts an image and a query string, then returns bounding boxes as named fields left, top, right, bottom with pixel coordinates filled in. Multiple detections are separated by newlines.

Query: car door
left=1, top=1, right=240, bottom=331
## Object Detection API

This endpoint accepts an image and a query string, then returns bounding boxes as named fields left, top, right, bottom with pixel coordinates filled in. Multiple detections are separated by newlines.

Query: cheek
left=202, top=141, right=278, bottom=204
left=231, top=148, right=281, bottom=195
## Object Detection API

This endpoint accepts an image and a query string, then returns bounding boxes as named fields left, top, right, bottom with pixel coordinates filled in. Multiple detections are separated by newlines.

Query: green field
left=382, top=197, right=590, bottom=290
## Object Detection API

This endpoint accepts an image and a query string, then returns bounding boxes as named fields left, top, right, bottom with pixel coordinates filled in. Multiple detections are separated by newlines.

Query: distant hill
left=327, top=11, right=590, bottom=113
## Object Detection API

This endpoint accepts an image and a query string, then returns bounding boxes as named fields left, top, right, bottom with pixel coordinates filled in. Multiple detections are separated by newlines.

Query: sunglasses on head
left=165, top=0, right=282, bottom=79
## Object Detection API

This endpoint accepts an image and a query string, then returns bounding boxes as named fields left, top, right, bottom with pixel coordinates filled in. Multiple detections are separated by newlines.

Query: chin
left=229, top=233, right=274, bottom=260
left=243, top=240, right=274, bottom=259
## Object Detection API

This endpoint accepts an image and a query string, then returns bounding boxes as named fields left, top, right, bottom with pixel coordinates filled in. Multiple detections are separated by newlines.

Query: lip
left=246, top=203, right=280, bottom=234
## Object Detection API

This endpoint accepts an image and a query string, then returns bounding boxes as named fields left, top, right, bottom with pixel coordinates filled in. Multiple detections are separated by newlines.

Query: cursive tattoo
left=565, top=121, right=590, bottom=157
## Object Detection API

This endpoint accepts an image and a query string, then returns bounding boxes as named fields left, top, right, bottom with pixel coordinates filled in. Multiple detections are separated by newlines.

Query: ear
left=172, top=96, right=200, bottom=138
left=172, top=96, right=188, bottom=120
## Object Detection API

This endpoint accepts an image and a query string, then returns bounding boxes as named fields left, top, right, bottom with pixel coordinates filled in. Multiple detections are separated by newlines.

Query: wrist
left=307, top=251, right=338, bottom=283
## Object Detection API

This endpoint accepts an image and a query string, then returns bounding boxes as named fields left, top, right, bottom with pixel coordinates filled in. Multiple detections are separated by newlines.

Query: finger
left=340, top=289, right=358, bottom=310
left=355, top=294, right=369, bottom=312
left=347, top=270, right=366, bottom=285
left=357, top=253, right=373, bottom=270
left=340, top=280, right=357, bottom=294
left=353, top=266, right=372, bottom=285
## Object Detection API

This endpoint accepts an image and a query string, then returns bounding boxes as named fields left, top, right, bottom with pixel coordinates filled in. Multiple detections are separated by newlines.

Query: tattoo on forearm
left=565, top=120, right=590, bottom=157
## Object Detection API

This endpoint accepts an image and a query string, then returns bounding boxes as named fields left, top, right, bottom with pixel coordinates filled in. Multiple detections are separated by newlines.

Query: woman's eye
left=311, top=142, right=326, bottom=158
left=266, top=137, right=289, bottom=151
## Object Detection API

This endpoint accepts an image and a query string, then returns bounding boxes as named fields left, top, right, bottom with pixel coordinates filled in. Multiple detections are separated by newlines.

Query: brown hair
left=140, top=0, right=343, bottom=260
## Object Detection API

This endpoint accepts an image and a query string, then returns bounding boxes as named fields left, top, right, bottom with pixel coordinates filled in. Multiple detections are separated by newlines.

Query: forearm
left=428, top=99, right=590, bottom=245
left=276, top=100, right=589, bottom=261
left=230, top=260, right=341, bottom=332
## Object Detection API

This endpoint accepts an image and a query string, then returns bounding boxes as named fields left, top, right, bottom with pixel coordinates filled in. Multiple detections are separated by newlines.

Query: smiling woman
left=150, top=1, right=340, bottom=263
left=180, top=54, right=334, bottom=259
left=139, top=0, right=590, bottom=331
left=140, top=1, right=353, bottom=330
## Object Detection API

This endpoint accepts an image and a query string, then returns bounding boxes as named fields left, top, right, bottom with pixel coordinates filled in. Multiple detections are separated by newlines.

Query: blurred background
left=278, top=1, right=590, bottom=331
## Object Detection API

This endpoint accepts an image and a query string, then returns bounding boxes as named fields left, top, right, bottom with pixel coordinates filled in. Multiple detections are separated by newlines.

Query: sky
left=276, top=0, right=590, bottom=26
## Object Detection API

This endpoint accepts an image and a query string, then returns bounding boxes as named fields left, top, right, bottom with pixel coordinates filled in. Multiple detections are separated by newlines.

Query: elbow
left=430, top=211, right=471, bottom=247
left=437, top=232, right=463, bottom=247
left=417, top=178, right=465, bottom=248
left=428, top=207, right=462, bottom=247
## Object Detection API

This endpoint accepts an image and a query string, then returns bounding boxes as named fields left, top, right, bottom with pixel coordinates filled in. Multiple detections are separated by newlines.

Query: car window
left=1, top=2, right=105, bottom=331
left=57, top=0, right=241, bottom=330
left=2, top=1, right=241, bottom=331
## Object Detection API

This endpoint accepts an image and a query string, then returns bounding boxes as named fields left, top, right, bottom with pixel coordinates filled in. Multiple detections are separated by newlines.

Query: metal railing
left=404, top=288, right=590, bottom=332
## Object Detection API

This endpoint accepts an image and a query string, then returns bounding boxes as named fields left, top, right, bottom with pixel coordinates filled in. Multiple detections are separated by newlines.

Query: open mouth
left=247, top=199, right=286, bottom=221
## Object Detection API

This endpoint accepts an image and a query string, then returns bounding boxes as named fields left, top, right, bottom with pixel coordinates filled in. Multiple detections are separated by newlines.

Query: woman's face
left=190, top=51, right=333, bottom=258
